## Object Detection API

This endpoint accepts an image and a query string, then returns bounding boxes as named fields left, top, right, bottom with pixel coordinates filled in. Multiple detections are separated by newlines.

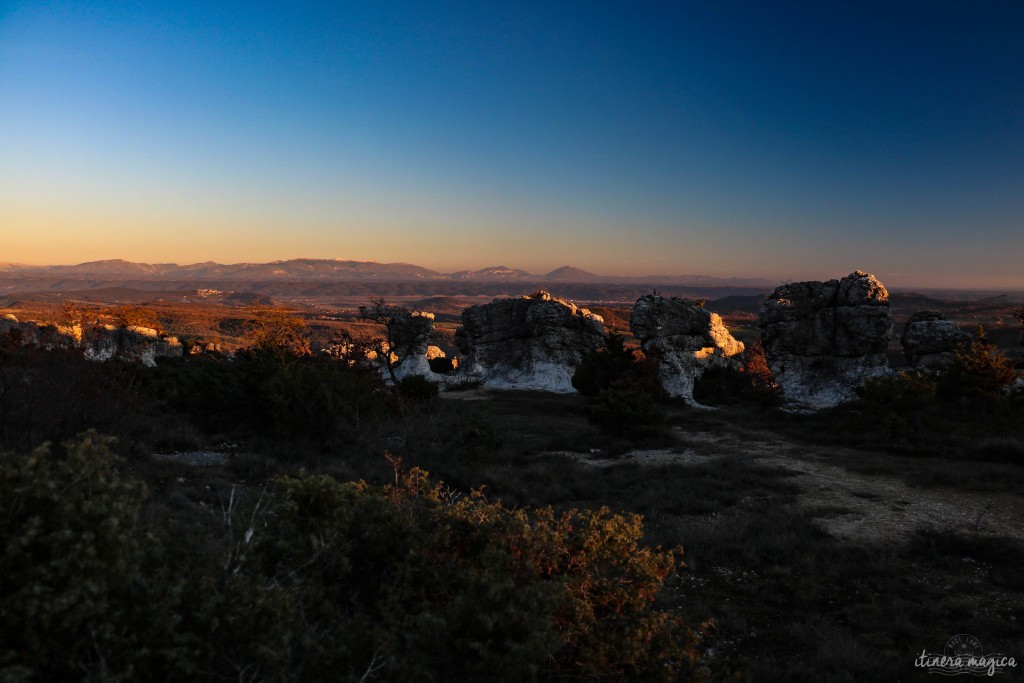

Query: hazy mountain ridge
left=449, top=266, right=536, bottom=281
left=0, top=258, right=779, bottom=287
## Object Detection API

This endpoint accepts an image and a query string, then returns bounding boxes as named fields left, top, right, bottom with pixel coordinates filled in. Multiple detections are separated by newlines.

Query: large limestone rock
left=454, top=291, right=604, bottom=392
left=758, top=271, right=893, bottom=408
left=0, top=313, right=182, bottom=365
left=0, top=316, right=40, bottom=346
left=83, top=325, right=183, bottom=366
left=1, top=317, right=78, bottom=350
left=900, top=311, right=971, bottom=370
left=629, top=295, right=744, bottom=404
left=389, top=311, right=436, bottom=381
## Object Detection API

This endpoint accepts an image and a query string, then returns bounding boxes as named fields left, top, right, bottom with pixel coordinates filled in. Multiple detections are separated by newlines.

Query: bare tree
left=358, top=299, right=432, bottom=383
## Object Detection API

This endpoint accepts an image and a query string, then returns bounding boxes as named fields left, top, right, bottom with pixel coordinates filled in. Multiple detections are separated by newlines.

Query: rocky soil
left=570, top=428, right=1024, bottom=544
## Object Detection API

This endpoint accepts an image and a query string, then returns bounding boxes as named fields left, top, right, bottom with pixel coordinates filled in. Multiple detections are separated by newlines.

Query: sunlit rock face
left=1, top=317, right=79, bottom=350
left=0, top=316, right=40, bottom=346
left=758, top=271, right=893, bottom=408
left=454, top=291, right=604, bottom=392
left=630, top=295, right=744, bottom=404
left=0, top=315, right=183, bottom=366
left=83, top=325, right=183, bottom=367
left=900, top=311, right=971, bottom=370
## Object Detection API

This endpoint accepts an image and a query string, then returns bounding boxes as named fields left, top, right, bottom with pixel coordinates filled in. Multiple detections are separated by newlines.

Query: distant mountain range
left=0, top=258, right=779, bottom=287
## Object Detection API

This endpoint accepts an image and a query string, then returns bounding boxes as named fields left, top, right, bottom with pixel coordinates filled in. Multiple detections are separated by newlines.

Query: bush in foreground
left=0, top=433, right=704, bottom=681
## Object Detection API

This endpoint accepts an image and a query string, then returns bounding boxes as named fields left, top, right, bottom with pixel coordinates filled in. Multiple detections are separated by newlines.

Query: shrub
left=857, top=371, right=939, bottom=413
left=149, top=351, right=392, bottom=441
left=0, top=437, right=705, bottom=681
left=396, top=373, right=440, bottom=401
left=855, top=371, right=939, bottom=438
left=455, top=419, right=506, bottom=462
left=572, top=335, right=670, bottom=438
left=427, top=355, right=456, bottom=374
left=0, top=347, right=151, bottom=453
left=245, top=468, right=703, bottom=681
left=572, top=333, right=638, bottom=397
left=106, top=304, right=158, bottom=330
left=938, top=332, right=1017, bottom=400
left=587, top=379, right=667, bottom=438
left=247, top=309, right=312, bottom=358
left=693, top=342, right=779, bottom=407
left=263, top=357, right=393, bottom=438
left=0, top=433, right=160, bottom=679
left=742, top=340, right=780, bottom=396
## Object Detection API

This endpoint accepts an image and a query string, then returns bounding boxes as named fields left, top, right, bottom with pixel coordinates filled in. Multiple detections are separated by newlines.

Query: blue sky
left=1, top=1, right=1022, bottom=287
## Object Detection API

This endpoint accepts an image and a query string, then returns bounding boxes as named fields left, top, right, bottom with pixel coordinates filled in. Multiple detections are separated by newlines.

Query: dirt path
left=576, top=429, right=1024, bottom=543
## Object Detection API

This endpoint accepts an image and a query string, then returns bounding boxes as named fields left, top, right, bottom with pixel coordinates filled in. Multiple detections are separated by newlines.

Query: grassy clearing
left=402, top=391, right=1024, bottom=681
left=3, top=334, right=1022, bottom=679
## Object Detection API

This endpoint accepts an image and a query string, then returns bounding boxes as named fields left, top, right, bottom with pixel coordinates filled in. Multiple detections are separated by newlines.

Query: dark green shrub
left=693, top=341, right=779, bottom=407
left=396, top=373, right=440, bottom=401
left=573, top=334, right=670, bottom=438
left=857, top=371, right=939, bottom=413
left=572, top=333, right=638, bottom=397
left=428, top=355, right=456, bottom=374
left=855, top=371, right=939, bottom=438
left=0, top=347, right=151, bottom=453
left=0, top=433, right=162, bottom=679
left=693, top=365, right=749, bottom=405
left=587, top=379, right=667, bottom=438
left=0, top=436, right=704, bottom=681
left=244, top=469, right=703, bottom=681
left=938, top=333, right=1017, bottom=400
left=150, top=351, right=392, bottom=441
left=456, top=420, right=506, bottom=462
left=264, top=357, right=393, bottom=438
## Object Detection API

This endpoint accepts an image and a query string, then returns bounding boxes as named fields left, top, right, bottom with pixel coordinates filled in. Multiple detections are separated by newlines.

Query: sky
left=1, top=1, right=1022, bottom=288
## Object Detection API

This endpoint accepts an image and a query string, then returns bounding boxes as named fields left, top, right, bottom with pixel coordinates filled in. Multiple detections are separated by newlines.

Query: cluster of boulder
left=446, top=290, right=746, bottom=403
left=1, top=269, right=992, bottom=409
left=441, top=271, right=983, bottom=410
left=0, top=314, right=183, bottom=367
left=755, top=271, right=983, bottom=408
left=454, top=291, right=605, bottom=392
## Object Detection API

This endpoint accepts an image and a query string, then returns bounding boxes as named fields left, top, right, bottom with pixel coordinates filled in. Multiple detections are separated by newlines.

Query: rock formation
left=83, top=325, right=183, bottom=366
left=758, top=271, right=893, bottom=408
left=389, top=312, right=436, bottom=381
left=900, top=311, right=971, bottom=370
left=454, top=291, right=604, bottom=392
left=629, top=295, right=744, bottom=404
left=0, top=314, right=182, bottom=366
left=0, top=315, right=39, bottom=346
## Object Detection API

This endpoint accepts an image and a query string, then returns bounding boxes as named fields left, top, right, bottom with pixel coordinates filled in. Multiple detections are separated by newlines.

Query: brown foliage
left=105, top=304, right=158, bottom=330
left=247, top=309, right=311, bottom=357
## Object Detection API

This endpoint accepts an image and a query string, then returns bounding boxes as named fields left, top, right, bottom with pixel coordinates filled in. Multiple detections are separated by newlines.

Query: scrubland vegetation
left=1, top=305, right=1023, bottom=681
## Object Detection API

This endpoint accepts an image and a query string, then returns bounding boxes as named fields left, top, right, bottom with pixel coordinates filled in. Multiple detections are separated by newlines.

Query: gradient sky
left=2, top=1, right=1022, bottom=288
